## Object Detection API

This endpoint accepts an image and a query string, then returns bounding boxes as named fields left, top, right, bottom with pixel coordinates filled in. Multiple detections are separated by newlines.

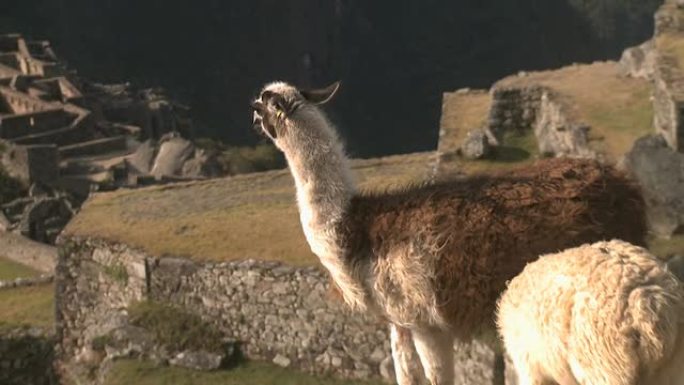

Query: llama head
left=251, top=81, right=340, bottom=150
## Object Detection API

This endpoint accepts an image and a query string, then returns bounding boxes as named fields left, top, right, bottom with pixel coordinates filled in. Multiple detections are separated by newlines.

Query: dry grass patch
left=498, top=62, right=653, bottom=161
left=65, top=153, right=433, bottom=266
left=438, top=90, right=492, bottom=154
left=0, top=283, right=54, bottom=329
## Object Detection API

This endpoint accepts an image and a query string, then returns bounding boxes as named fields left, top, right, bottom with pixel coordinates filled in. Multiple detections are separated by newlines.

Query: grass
left=128, top=301, right=224, bottom=353
left=103, top=359, right=386, bottom=385
left=64, top=152, right=433, bottom=266
left=649, top=234, right=684, bottom=259
left=0, top=256, right=41, bottom=280
left=438, top=90, right=492, bottom=154
left=0, top=283, right=54, bottom=329
left=497, top=62, right=654, bottom=162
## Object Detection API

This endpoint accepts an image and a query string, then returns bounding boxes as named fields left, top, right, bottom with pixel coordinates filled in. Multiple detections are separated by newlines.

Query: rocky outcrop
left=535, top=91, right=596, bottom=159
left=56, top=237, right=504, bottom=384
left=460, top=130, right=492, bottom=159
left=1, top=184, right=76, bottom=244
left=623, top=134, right=684, bottom=238
left=619, top=40, right=656, bottom=80
left=126, top=133, right=221, bottom=181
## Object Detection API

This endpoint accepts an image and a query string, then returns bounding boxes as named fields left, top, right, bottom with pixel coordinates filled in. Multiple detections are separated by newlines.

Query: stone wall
left=653, top=54, right=684, bottom=152
left=0, top=327, right=56, bottom=385
left=56, top=237, right=507, bottom=384
left=0, top=232, right=57, bottom=273
left=486, top=86, right=543, bottom=139
left=1, top=143, right=60, bottom=186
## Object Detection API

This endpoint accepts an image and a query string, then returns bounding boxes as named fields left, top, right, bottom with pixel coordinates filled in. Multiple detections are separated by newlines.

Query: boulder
left=150, top=136, right=195, bottom=177
left=623, top=134, right=684, bottom=238
left=535, top=91, right=595, bottom=159
left=460, top=129, right=491, bottom=159
left=619, top=40, right=656, bottom=80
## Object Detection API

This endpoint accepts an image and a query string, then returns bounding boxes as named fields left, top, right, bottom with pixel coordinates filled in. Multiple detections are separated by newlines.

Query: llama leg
left=390, top=324, right=422, bottom=385
left=412, top=327, right=454, bottom=385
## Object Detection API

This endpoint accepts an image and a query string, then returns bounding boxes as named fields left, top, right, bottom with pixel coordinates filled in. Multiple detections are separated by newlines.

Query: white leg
left=412, top=327, right=455, bottom=385
left=390, top=323, right=422, bottom=385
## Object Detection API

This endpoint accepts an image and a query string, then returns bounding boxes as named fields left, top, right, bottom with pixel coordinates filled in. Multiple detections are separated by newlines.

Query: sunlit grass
left=0, top=283, right=54, bottom=329
left=65, top=153, right=433, bottom=266
left=0, top=256, right=41, bottom=280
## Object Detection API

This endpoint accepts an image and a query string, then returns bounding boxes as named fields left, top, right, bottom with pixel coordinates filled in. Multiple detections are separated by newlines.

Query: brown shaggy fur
left=335, top=157, right=646, bottom=339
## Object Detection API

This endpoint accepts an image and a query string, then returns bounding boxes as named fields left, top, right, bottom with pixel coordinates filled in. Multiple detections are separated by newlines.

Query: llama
left=497, top=240, right=684, bottom=385
left=250, top=81, right=647, bottom=385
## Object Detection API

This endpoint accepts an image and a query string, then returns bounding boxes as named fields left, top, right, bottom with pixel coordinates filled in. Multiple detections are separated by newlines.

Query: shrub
left=128, top=301, right=224, bottom=353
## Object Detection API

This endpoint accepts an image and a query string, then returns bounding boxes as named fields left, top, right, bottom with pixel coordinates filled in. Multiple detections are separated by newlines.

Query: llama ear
left=300, top=81, right=340, bottom=105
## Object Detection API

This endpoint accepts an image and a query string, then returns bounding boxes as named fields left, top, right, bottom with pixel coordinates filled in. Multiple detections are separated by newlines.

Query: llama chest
left=368, top=243, right=448, bottom=329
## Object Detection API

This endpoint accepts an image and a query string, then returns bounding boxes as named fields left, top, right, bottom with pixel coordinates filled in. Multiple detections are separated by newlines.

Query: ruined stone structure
left=0, top=33, right=196, bottom=196
left=624, top=0, right=684, bottom=153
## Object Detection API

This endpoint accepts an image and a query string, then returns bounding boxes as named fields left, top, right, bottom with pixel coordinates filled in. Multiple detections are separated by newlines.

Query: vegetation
left=103, top=263, right=129, bottom=284
left=649, top=235, right=684, bottom=259
left=0, top=256, right=41, bottom=281
left=0, top=284, right=54, bottom=329
left=129, top=301, right=224, bottom=353
left=195, top=138, right=285, bottom=175
left=104, top=359, right=386, bottom=385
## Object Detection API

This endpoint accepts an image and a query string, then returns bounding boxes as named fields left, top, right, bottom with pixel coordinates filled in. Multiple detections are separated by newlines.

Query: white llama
left=250, top=81, right=646, bottom=385
left=497, top=240, right=684, bottom=385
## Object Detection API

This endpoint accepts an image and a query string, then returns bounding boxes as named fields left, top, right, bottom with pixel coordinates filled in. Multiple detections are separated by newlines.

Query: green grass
left=103, top=359, right=386, bottom=385
left=0, top=283, right=54, bottom=329
left=128, top=301, right=224, bottom=353
left=0, top=256, right=41, bottom=280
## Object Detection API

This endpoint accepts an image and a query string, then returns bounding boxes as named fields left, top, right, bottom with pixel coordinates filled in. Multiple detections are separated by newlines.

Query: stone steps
left=58, top=135, right=127, bottom=159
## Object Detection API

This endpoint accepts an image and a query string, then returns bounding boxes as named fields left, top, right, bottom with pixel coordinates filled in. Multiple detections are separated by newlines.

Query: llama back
left=342, top=157, right=647, bottom=335
left=498, top=240, right=683, bottom=385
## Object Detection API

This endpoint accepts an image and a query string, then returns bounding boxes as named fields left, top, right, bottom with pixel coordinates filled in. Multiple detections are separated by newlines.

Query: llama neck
left=281, top=115, right=368, bottom=310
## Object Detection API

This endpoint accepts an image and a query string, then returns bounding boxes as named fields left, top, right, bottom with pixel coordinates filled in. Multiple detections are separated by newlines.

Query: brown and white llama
left=250, top=81, right=647, bottom=385
left=497, top=240, right=684, bottom=385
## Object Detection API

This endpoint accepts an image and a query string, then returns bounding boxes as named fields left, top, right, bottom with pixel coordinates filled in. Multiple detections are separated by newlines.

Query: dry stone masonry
left=56, top=237, right=507, bottom=384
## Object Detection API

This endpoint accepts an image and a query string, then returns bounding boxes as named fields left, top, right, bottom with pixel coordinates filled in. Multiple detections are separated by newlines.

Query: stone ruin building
left=0, top=33, right=218, bottom=243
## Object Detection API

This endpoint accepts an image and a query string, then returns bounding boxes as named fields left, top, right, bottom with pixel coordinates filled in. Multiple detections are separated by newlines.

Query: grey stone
left=169, top=350, right=224, bottom=371
left=623, top=134, right=684, bottom=238
left=535, top=91, right=595, bottom=159
left=460, top=129, right=491, bottom=160
left=619, top=40, right=656, bottom=80
left=272, top=354, right=291, bottom=367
